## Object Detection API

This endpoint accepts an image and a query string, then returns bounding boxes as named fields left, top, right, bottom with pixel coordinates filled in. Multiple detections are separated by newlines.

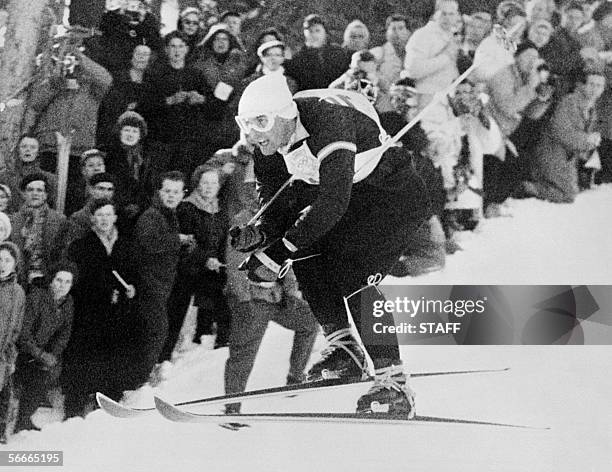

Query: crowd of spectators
left=0, top=0, right=611, bottom=439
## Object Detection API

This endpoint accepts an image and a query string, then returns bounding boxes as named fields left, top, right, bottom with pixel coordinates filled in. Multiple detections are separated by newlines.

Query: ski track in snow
left=4, top=188, right=612, bottom=472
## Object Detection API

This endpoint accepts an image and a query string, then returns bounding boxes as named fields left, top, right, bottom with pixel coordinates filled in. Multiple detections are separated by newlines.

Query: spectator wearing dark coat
left=14, top=262, right=76, bottom=432
left=539, top=12, right=585, bottom=98
left=96, top=44, right=152, bottom=148
left=0, top=134, right=57, bottom=212
left=63, top=199, right=138, bottom=417
left=160, top=164, right=230, bottom=361
left=133, top=171, right=185, bottom=384
left=64, top=172, right=117, bottom=247
left=191, top=24, right=248, bottom=155
left=522, top=69, right=605, bottom=202
left=103, top=111, right=150, bottom=229
left=0, top=241, right=25, bottom=442
left=9, top=174, right=69, bottom=288
left=97, top=3, right=163, bottom=75
left=139, top=31, right=217, bottom=183
left=65, top=149, right=106, bottom=217
left=176, top=7, right=206, bottom=64
left=285, top=14, right=350, bottom=91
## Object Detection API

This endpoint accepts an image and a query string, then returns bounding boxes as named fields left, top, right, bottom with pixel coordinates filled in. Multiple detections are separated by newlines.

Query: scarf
left=122, top=143, right=144, bottom=180
left=184, top=191, right=219, bottom=214
left=21, top=204, right=48, bottom=276
left=94, top=226, right=119, bottom=256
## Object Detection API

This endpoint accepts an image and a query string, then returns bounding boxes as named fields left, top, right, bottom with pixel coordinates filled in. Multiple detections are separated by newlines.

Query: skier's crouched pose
left=230, top=75, right=432, bottom=415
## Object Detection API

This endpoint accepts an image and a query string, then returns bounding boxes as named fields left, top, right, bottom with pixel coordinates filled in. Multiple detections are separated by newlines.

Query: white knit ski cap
left=237, top=74, right=297, bottom=119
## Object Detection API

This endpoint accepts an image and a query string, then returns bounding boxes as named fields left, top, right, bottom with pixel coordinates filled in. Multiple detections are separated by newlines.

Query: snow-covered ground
left=4, top=187, right=612, bottom=472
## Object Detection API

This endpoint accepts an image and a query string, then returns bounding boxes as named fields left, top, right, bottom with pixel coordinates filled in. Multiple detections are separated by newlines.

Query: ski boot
left=356, top=362, right=415, bottom=417
left=306, top=327, right=368, bottom=382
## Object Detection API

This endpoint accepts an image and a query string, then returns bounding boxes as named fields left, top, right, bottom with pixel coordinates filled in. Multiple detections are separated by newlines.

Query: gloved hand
left=230, top=224, right=266, bottom=252
left=239, top=239, right=295, bottom=282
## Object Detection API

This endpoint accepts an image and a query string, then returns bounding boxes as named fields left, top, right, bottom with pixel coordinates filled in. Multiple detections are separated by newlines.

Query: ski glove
left=240, top=238, right=296, bottom=283
left=230, top=224, right=266, bottom=252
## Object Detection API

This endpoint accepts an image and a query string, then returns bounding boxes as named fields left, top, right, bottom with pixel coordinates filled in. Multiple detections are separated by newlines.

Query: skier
left=230, top=74, right=432, bottom=415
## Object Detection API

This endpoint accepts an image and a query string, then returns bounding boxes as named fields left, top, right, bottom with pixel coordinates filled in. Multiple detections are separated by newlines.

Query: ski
left=153, top=396, right=548, bottom=431
left=96, top=367, right=510, bottom=419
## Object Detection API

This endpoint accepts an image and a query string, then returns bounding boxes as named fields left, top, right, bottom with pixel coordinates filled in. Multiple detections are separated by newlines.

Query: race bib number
left=282, top=142, right=320, bottom=184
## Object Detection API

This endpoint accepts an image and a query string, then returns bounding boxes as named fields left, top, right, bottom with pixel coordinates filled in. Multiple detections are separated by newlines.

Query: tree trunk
left=0, top=0, right=53, bottom=172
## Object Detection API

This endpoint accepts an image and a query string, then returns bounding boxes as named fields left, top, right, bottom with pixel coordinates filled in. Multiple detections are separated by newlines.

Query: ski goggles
left=235, top=113, right=277, bottom=134
left=235, top=102, right=298, bottom=135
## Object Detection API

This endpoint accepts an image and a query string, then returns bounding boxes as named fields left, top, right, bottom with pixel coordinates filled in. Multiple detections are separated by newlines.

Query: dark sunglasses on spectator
left=183, top=20, right=200, bottom=26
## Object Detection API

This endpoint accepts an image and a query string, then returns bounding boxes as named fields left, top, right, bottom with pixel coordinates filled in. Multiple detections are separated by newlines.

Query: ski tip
left=96, top=392, right=153, bottom=418
left=154, top=396, right=199, bottom=422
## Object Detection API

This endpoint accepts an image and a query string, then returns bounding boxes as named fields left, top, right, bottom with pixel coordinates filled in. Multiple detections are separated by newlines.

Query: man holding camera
left=485, top=40, right=554, bottom=214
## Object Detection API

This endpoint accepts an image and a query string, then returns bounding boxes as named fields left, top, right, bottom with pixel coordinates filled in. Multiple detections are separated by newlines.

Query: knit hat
left=257, top=40, right=285, bottom=59
left=180, top=7, right=201, bottom=18
left=89, top=172, right=117, bottom=187
left=0, top=183, right=11, bottom=201
left=117, top=110, right=148, bottom=138
left=238, top=74, right=297, bottom=118
left=80, top=149, right=106, bottom=166
left=0, top=211, right=11, bottom=242
left=19, top=172, right=48, bottom=192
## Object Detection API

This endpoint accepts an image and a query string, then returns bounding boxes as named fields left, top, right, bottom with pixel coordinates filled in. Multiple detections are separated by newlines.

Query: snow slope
left=4, top=188, right=612, bottom=472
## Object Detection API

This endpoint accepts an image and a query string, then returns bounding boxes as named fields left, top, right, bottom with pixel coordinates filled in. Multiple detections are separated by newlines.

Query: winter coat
left=138, top=60, right=217, bottom=144
left=285, top=43, right=350, bottom=91
left=0, top=163, right=57, bottom=212
left=191, top=25, right=248, bottom=147
left=531, top=91, right=599, bottom=203
left=0, top=245, right=25, bottom=389
left=192, top=24, right=248, bottom=100
left=9, top=205, right=69, bottom=285
left=370, top=42, right=405, bottom=86
left=134, top=199, right=181, bottom=301
left=96, top=71, right=148, bottom=148
left=576, top=23, right=612, bottom=140
left=403, top=21, right=458, bottom=97
left=17, top=287, right=73, bottom=364
left=65, top=229, right=138, bottom=356
left=98, top=10, right=163, bottom=75
left=175, top=199, right=228, bottom=304
left=24, top=52, right=112, bottom=157
left=540, top=28, right=585, bottom=98
left=486, top=64, right=550, bottom=137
